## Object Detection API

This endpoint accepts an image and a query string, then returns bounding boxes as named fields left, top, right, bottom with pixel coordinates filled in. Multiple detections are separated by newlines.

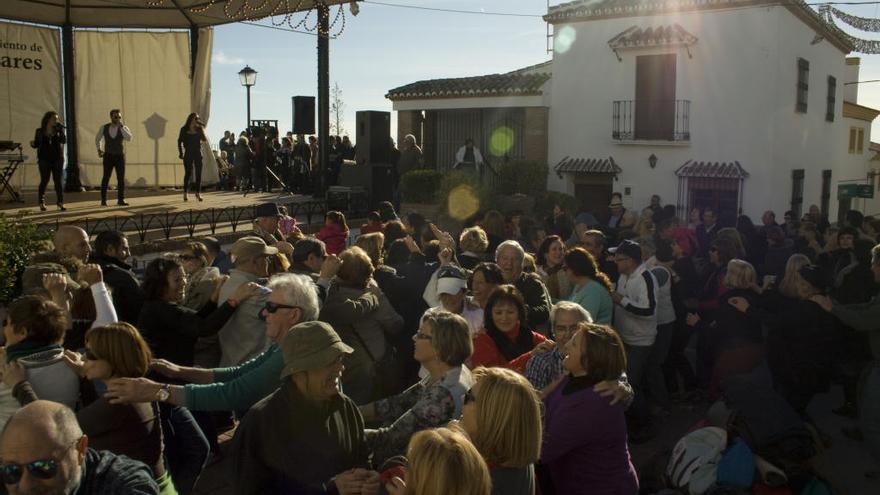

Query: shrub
left=439, top=170, right=496, bottom=220
left=496, top=160, right=548, bottom=197
left=400, top=169, right=444, bottom=204
left=535, top=191, right=579, bottom=219
left=0, top=213, right=53, bottom=304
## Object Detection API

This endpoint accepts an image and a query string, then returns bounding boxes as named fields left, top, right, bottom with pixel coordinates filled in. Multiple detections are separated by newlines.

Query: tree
left=330, top=82, right=346, bottom=136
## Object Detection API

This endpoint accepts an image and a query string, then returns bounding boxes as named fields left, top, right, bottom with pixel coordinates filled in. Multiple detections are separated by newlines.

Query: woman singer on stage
left=31, top=111, right=66, bottom=211
left=177, top=113, right=208, bottom=202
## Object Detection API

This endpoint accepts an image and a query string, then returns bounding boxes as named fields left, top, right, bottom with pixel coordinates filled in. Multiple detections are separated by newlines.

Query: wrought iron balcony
left=612, top=100, right=691, bottom=142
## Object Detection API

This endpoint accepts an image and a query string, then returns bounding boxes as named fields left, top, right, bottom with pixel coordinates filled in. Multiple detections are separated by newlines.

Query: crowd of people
left=0, top=193, right=878, bottom=495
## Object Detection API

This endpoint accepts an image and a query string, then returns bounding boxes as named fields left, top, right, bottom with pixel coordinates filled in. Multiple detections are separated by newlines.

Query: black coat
left=230, top=381, right=370, bottom=494
left=74, top=449, right=159, bottom=495
left=137, top=299, right=235, bottom=366
left=91, top=255, right=144, bottom=325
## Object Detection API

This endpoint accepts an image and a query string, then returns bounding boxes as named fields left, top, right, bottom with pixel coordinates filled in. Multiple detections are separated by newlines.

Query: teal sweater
left=184, top=344, right=282, bottom=412
left=566, top=280, right=614, bottom=325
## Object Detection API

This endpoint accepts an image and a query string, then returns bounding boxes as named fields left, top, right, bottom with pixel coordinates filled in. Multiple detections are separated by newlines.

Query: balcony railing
left=612, top=100, right=691, bottom=142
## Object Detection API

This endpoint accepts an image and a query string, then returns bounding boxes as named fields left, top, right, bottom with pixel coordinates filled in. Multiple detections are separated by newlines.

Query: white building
left=388, top=0, right=880, bottom=224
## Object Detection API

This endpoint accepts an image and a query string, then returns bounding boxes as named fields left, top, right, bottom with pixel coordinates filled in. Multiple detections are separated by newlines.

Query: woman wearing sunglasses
left=138, top=257, right=261, bottom=367
left=359, top=308, right=473, bottom=466
left=3, top=322, right=175, bottom=493
left=178, top=242, right=224, bottom=369
left=541, top=323, right=638, bottom=495
left=458, top=367, right=541, bottom=495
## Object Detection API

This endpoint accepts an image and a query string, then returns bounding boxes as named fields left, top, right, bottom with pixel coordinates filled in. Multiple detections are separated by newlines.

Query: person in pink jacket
left=317, top=210, right=349, bottom=255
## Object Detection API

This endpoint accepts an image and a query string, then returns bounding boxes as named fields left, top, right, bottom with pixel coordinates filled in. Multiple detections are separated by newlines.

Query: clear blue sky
left=206, top=0, right=549, bottom=143
left=205, top=1, right=880, bottom=145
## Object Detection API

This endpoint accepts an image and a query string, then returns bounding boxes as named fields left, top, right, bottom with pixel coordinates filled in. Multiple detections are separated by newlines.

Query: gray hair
left=266, top=273, right=320, bottom=322
left=549, top=301, right=593, bottom=327
left=495, top=240, right=525, bottom=265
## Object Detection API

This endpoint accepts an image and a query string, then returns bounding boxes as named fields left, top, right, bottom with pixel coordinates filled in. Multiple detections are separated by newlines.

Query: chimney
left=845, top=57, right=860, bottom=103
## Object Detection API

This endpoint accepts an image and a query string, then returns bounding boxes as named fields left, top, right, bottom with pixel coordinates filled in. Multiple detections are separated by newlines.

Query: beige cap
left=230, top=236, right=278, bottom=262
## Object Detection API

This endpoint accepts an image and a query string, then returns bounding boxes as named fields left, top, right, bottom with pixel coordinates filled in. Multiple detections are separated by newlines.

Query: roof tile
left=386, top=72, right=550, bottom=101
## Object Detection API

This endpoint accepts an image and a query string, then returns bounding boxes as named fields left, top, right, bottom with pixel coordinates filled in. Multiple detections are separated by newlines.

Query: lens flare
left=489, top=126, right=515, bottom=156
left=554, top=26, right=577, bottom=54
left=447, top=185, right=480, bottom=221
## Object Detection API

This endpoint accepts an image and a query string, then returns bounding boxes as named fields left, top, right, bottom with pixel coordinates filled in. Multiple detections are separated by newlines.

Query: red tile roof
left=545, top=0, right=852, bottom=53
left=386, top=72, right=550, bottom=101
left=675, top=160, right=749, bottom=179
left=608, top=24, right=698, bottom=50
left=554, top=156, right=622, bottom=175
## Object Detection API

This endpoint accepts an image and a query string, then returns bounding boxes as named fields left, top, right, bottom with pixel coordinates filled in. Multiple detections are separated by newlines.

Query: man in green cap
left=230, top=321, right=381, bottom=495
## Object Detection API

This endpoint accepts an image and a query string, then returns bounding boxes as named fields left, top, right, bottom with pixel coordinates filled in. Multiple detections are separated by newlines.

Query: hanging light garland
left=819, top=5, right=880, bottom=54
left=140, top=1, right=349, bottom=37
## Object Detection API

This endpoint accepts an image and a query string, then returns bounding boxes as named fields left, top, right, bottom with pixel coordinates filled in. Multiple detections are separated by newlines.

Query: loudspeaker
left=292, top=96, right=315, bottom=135
left=355, top=111, right=391, bottom=164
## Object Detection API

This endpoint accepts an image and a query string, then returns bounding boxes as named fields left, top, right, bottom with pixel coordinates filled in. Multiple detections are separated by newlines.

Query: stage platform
left=1, top=189, right=330, bottom=247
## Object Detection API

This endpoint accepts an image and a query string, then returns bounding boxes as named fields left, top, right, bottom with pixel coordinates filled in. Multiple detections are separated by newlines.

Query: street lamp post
left=238, top=65, right=258, bottom=135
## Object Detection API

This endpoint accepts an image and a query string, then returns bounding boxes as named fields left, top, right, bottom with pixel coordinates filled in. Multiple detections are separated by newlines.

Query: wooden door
left=575, top=177, right=613, bottom=221
left=635, top=54, right=676, bottom=140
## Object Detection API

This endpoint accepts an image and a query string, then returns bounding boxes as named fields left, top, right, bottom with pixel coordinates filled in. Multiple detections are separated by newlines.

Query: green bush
left=535, top=191, right=579, bottom=219
left=0, top=213, right=53, bottom=304
left=400, top=169, right=444, bottom=204
left=496, top=160, right=548, bottom=197
left=439, top=170, right=497, bottom=219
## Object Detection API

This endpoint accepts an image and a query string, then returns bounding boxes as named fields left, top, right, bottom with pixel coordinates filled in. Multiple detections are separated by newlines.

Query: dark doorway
left=687, top=178, right=740, bottom=227
left=574, top=176, right=614, bottom=222
left=635, top=54, right=677, bottom=140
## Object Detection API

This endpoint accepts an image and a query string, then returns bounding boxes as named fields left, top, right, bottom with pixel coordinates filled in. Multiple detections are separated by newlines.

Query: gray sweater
left=832, top=293, right=880, bottom=360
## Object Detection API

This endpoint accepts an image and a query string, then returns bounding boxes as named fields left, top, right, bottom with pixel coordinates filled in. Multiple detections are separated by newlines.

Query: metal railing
left=35, top=199, right=329, bottom=244
left=612, top=99, right=691, bottom=142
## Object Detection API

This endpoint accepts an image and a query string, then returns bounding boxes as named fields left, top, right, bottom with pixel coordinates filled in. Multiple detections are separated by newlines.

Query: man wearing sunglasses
left=0, top=400, right=158, bottom=494
left=105, top=273, right=378, bottom=415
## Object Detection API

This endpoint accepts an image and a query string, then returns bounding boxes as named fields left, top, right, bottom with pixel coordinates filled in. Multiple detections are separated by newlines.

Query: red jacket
left=469, top=328, right=546, bottom=374
left=317, top=223, right=349, bottom=255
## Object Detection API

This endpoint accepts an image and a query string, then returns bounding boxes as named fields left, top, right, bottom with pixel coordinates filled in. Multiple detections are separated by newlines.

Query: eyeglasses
left=414, top=332, right=433, bottom=340
left=83, top=349, right=98, bottom=361
left=553, top=323, right=580, bottom=335
left=463, top=388, right=476, bottom=405
left=709, top=247, right=719, bottom=253
left=262, top=301, right=299, bottom=314
left=179, top=254, right=199, bottom=261
left=0, top=439, right=80, bottom=485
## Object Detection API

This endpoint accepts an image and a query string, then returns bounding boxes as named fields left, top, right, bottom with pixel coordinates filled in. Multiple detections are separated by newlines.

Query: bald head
left=0, top=401, right=86, bottom=495
left=54, top=226, right=91, bottom=262
left=2, top=400, right=82, bottom=447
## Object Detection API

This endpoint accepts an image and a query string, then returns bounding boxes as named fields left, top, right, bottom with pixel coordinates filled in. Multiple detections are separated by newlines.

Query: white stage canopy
left=0, top=1, right=353, bottom=28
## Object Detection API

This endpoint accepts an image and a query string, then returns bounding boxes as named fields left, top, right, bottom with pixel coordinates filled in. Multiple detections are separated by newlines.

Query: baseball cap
left=609, top=239, right=642, bottom=261
left=280, top=321, right=354, bottom=379
left=230, top=236, right=278, bottom=262
left=21, top=263, right=80, bottom=294
left=436, top=265, right=467, bottom=295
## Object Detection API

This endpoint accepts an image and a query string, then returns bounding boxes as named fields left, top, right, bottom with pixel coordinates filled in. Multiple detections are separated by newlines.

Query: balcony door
left=635, top=54, right=676, bottom=140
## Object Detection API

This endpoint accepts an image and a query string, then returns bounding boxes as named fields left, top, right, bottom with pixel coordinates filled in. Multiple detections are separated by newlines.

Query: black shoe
left=39, top=202, right=47, bottom=211
left=117, top=200, right=130, bottom=206
left=101, top=200, right=107, bottom=206
left=833, top=402, right=858, bottom=419
left=842, top=426, right=864, bottom=441
left=57, top=203, right=66, bottom=212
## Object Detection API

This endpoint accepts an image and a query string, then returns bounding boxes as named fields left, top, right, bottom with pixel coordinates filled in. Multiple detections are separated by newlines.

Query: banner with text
left=0, top=21, right=63, bottom=190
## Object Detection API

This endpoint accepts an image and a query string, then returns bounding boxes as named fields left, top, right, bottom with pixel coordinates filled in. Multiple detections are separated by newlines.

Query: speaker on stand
left=291, top=96, right=315, bottom=135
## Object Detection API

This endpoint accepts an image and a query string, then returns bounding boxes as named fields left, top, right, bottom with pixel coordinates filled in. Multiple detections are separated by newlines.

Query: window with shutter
left=826, top=76, right=836, bottom=122
left=858, top=128, right=865, bottom=153
left=849, top=128, right=858, bottom=154
left=796, top=58, right=809, bottom=113
left=791, top=169, right=805, bottom=218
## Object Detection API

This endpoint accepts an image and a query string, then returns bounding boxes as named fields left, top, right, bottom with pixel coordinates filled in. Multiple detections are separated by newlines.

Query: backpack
left=716, top=438, right=755, bottom=488
left=722, top=364, right=817, bottom=464
left=667, top=427, right=728, bottom=494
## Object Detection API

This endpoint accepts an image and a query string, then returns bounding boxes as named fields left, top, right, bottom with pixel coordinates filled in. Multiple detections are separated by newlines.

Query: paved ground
left=190, top=385, right=879, bottom=494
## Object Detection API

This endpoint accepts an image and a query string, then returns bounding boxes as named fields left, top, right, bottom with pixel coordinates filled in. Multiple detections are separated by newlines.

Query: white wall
left=548, top=6, right=850, bottom=222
